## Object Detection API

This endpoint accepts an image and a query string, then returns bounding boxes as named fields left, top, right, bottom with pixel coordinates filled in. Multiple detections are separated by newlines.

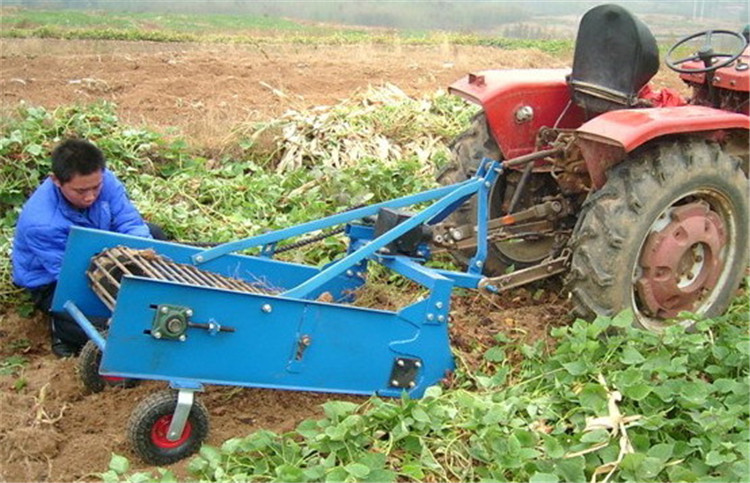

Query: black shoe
left=51, top=337, right=77, bottom=358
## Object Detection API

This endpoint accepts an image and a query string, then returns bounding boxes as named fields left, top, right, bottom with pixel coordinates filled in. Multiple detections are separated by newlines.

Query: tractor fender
left=576, top=105, right=750, bottom=189
left=449, top=69, right=585, bottom=159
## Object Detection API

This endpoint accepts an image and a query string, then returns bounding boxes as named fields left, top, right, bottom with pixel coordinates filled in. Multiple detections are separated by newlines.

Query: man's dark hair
left=51, top=139, right=106, bottom=183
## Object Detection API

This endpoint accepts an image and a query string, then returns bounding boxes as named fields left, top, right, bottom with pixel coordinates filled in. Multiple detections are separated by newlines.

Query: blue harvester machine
left=52, top=156, right=562, bottom=463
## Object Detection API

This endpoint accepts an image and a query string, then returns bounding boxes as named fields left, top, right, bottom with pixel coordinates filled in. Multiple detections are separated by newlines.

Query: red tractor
left=437, top=4, right=749, bottom=330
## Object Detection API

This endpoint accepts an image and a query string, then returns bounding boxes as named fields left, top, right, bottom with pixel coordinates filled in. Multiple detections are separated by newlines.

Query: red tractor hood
left=449, top=69, right=572, bottom=105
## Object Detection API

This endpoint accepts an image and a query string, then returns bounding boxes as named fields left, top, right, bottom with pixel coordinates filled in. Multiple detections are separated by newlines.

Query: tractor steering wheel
left=666, top=29, right=748, bottom=74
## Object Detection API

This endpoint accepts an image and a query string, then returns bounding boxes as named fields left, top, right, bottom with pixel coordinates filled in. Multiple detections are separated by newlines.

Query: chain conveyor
left=87, top=246, right=275, bottom=310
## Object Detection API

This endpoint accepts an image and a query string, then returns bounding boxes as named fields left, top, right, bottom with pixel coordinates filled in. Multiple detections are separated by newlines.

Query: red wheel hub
left=102, top=376, right=125, bottom=383
left=636, top=201, right=726, bottom=319
left=151, top=415, right=192, bottom=449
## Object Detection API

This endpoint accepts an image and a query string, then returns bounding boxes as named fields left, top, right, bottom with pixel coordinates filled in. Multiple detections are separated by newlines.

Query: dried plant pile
left=249, top=83, right=476, bottom=174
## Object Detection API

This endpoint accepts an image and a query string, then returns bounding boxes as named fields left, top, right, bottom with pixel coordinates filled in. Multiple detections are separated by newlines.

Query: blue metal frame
left=52, top=159, right=502, bottom=398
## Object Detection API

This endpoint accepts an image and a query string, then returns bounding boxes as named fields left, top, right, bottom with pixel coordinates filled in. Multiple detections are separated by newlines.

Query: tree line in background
left=3, top=0, right=748, bottom=31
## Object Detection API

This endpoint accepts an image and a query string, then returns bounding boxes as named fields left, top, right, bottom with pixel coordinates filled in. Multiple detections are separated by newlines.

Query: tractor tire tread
left=78, top=337, right=139, bottom=394
left=566, top=138, right=749, bottom=329
left=436, top=112, right=508, bottom=274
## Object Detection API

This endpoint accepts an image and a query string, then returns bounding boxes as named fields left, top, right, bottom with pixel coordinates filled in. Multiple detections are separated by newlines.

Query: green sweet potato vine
left=102, top=303, right=749, bottom=483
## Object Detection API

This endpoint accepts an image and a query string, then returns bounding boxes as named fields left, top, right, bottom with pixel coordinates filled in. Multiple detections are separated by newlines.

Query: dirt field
left=0, top=38, right=685, bottom=481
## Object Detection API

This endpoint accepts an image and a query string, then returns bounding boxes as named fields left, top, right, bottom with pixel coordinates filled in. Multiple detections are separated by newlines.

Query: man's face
left=52, top=170, right=104, bottom=210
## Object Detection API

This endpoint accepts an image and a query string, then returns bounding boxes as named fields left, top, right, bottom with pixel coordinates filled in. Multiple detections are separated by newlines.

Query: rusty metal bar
left=117, top=248, right=161, bottom=279
left=503, top=146, right=563, bottom=169
left=181, top=264, right=240, bottom=291
left=86, top=246, right=272, bottom=308
left=89, top=257, right=123, bottom=285
left=149, top=258, right=198, bottom=285
left=479, top=252, right=570, bottom=293
left=87, top=273, right=116, bottom=310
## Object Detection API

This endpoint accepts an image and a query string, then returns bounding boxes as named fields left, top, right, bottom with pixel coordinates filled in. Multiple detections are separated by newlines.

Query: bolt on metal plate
left=388, top=357, right=422, bottom=389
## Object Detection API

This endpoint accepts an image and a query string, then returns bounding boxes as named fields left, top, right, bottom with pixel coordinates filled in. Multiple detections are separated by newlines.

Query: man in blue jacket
left=12, top=139, right=163, bottom=357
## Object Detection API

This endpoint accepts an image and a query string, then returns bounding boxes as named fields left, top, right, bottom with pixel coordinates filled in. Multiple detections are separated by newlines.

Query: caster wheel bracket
left=167, top=389, right=195, bottom=442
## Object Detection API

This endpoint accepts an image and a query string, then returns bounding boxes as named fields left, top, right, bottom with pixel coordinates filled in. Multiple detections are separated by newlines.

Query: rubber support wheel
left=127, top=389, right=210, bottom=465
left=78, top=339, right=139, bottom=393
left=567, top=140, right=748, bottom=331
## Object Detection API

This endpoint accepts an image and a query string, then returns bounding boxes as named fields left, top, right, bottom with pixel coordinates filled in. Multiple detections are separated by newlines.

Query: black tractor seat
left=569, top=4, right=660, bottom=115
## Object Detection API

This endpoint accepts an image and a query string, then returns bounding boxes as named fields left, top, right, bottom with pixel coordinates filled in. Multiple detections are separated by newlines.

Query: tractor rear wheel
left=437, top=112, right=556, bottom=274
left=127, top=389, right=209, bottom=465
left=567, top=140, right=748, bottom=331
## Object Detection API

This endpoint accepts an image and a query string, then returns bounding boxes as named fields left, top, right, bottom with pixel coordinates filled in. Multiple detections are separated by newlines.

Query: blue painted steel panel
left=100, top=276, right=453, bottom=397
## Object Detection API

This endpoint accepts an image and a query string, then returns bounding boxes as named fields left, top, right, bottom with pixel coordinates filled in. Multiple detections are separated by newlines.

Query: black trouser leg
left=29, top=283, right=108, bottom=356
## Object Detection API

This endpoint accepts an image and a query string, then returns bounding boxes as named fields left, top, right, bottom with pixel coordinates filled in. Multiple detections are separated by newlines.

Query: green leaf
left=555, top=457, right=586, bottom=482
left=276, top=464, right=305, bottom=482
left=712, top=378, right=741, bottom=393
left=490, top=366, right=509, bottom=386
left=412, top=407, right=431, bottom=423
left=423, top=385, right=442, bottom=399
left=156, top=469, right=177, bottom=483
left=127, top=472, right=153, bottom=483
left=323, top=401, right=359, bottom=420
left=326, top=466, right=349, bottom=483
left=199, top=445, right=222, bottom=467
left=580, top=429, right=610, bottom=444
left=220, top=437, right=243, bottom=454
left=296, top=419, right=322, bottom=439
left=611, top=309, right=634, bottom=328
left=400, top=463, right=425, bottom=480
left=324, top=423, right=349, bottom=441
left=514, top=429, right=536, bottom=447
left=705, top=450, right=724, bottom=466
left=622, top=383, right=652, bottom=401
left=187, top=457, right=208, bottom=475
left=620, top=346, right=646, bottom=364
left=482, top=404, right=508, bottom=425
left=494, top=332, right=511, bottom=343
left=25, top=143, right=43, bottom=156
left=100, top=470, right=119, bottom=483
left=530, top=472, right=559, bottom=483
left=562, top=360, right=588, bottom=376
left=345, top=462, right=371, bottom=479
left=108, top=453, right=130, bottom=475
left=542, top=435, right=565, bottom=459
left=647, top=443, right=674, bottom=463
left=484, top=346, right=506, bottom=362
left=616, top=367, right=644, bottom=386
left=578, top=383, right=608, bottom=412
left=303, top=465, right=326, bottom=481
left=636, top=456, right=665, bottom=480
left=679, top=380, right=712, bottom=406
left=519, top=447, right=542, bottom=459
left=620, top=452, right=647, bottom=472
left=365, top=469, right=397, bottom=482
left=358, top=452, right=386, bottom=470
left=667, top=465, right=698, bottom=482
